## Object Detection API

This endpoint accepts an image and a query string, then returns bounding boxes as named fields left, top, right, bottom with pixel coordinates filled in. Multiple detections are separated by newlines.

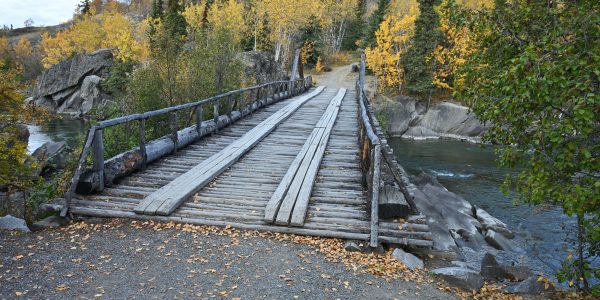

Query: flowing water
left=389, top=138, right=579, bottom=276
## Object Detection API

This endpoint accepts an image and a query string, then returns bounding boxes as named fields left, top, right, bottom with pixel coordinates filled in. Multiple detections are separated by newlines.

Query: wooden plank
left=134, top=86, right=325, bottom=216
left=290, top=89, right=346, bottom=226
left=270, top=88, right=346, bottom=225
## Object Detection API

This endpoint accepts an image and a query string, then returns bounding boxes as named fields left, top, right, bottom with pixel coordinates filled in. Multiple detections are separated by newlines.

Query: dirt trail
left=311, top=64, right=358, bottom=89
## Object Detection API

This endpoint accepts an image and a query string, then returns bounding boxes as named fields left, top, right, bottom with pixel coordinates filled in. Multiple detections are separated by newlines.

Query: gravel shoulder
left=1, top=219, right=457, bottom=300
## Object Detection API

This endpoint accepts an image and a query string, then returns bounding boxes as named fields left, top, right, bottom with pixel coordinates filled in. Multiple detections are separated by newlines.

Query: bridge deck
left=70, top=87, right=431, bottom=245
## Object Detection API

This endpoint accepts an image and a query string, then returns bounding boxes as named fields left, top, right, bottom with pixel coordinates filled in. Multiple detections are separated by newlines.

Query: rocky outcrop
left=432, top=267, right=484, bottom=291
left=237, top=51, right=287, bottom=84
left=385, top=97, right=485, bottom=142
left=31, top=49, right=114, bottom=117
left=410, top=172, right=516, bottom=253
left=0, top=215, right=30, bottom=232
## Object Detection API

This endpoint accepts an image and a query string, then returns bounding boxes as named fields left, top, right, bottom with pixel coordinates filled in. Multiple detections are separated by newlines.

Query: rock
left=391, top=248, right=424, bottom=270
left=32, top=49, right=113, bottom=116
left=480, top=253, right=508, bottom=280
left=0, top=215, right=30, bottom=232
left=505, top=277, right=555, bottom=294
left=485, top=229, right=521, bottom=252
left=351, top=64, right=359, bottom=72
left=0, top=189, right=26, bottom=219
left=474, top=207, right=514, bottom=239
left=31, top=141, right=70, bottom=173
left=34, top=49, right=113, bottom=98
left=32, top=215, right=68, bottom=230
left=236, top=51, right=286, bottom=84
left=79, top=75, right=102, bottom=114
left=503, top=265, right=533, bottom=282
left=433, top=267, right=484, bottom=291
left=410, top=172, right=484, bottom=252
left=344, top=240, right=363, bottom=252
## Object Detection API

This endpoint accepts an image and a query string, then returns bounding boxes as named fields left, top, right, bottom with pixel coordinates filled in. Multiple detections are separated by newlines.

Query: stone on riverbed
left=391, top=248, right=424, bottom=270
left=0, top=215, right=30, bottom=232
left=474, top=207, right=514, bottom=239
left=485, top=229, right=522, bottom=252
left=432, top=267, right=484, bottom=291
left=344, top=240, right=363, bottom=252
left=505, top=277, right=555, bottom=294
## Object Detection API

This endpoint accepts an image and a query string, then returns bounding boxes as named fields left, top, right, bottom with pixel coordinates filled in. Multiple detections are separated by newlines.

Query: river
left=27, top=118, right=87, bottom=154
left=389, top=138, right=578, bottom=277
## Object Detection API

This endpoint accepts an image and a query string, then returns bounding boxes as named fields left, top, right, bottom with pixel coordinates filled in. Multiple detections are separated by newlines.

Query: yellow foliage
left=182, top=2, right=206, bottom=34
left=207, top=0, right=247, bottom=44
left=365, top=4, right=418, bottom=91
left=431, top=4, right=475, bottom=91
left=315, top=56, right=324, bottom=72
left=301, top=41, right=314, bottom=65
left=39, top=11, right=149, bottom=68
left=14, top=37, right=33, bottom=60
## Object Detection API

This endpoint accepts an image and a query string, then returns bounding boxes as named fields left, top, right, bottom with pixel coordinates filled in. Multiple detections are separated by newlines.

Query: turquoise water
left=388, top=138, right=578, bottom=274
left=27, top=118, right=87, bottom=153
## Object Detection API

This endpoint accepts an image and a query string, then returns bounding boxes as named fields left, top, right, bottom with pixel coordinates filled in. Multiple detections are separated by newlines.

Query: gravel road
left=1, top=219, right=457, bottom=300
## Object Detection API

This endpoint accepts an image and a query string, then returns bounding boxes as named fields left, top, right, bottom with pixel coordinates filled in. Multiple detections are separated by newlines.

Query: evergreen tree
left=163, top=0, right=187, bottom=50
left=400, top=0, right=444, bottom=97
left=78, top=0, right=91, bottom=15
left=148, top=0, right=164, bottom=49
left=342, top=0, right=366, bottom=50
left=363, top=0, right=389, bottom=48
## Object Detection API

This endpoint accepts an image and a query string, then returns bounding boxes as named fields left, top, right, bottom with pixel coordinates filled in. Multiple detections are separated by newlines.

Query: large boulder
left=31, top=141, right=70, bottom=174
left=386, top=99, right=485, bottom=141
left=432, top=267, right=484, bottom=291
left=505, top=277, right=555, bottom=294
left=237, top=51, right=287, bottom=84
left=391, top=248, right=424, bottom=270
left=0, top=215, right=30, bottom=232
left=32, top=49, right=113, bottom=116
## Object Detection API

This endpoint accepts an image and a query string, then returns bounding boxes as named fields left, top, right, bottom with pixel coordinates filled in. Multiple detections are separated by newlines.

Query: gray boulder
left=0, top=190, right=26, bottom=219
left=344, top=240, right=363, bottom=252
left=34, top=48, right=113, bottom=98
left=474, top=207, right=514, bottom=239
left=32, top=49, right=113, bottom=116
left=432, top=267, right=484, bottom=291
left=391, top=248, right=424, bottom=270
left=0, top=215, right=30, bottom=232
left=237, top=51, right=286, bottom=84
left=505, top=277, right=555, bottom=294
left=31, top=141, right=70, bottom=173
left=32, top=216, right=68, bottom=230
left=485, top=229, right=522, bottom=252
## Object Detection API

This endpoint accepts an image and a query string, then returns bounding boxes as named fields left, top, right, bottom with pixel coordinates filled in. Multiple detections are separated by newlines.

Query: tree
left=78, top=0, right=91, bottom=15
left=342, top=0, right=366, bottom=50
left=365, top=4, right=417, bottom=92
left=363, top=0, right=390, bottom=47
left=39, top=10, right=149, bottom=68
left=24, top=18, right=34, bottom=28
left=400, top=0, right=443, bottom=100
left=0, top=61, right=35, bottom=190
left=13, top=37, right=42, bottom=80
left=430, top=0, right=474, bottom=92
left=457, top=0, right=600, bottom=293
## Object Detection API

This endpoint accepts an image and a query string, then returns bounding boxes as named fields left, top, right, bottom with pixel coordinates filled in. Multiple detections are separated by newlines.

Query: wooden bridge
left=56, top=53, right=433, bottom=249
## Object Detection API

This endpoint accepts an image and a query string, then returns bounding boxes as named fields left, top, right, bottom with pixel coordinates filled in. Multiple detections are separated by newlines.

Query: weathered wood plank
left=134, top=87, right=325, bottom=216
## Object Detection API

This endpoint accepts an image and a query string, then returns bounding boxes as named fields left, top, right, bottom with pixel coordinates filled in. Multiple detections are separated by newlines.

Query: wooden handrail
left=61, top=51, right=312, bottom=216
left=356, top=53, right=381, bottom=247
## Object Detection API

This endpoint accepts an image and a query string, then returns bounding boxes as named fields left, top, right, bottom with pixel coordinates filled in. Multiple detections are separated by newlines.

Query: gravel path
left=1, top=219, right=457, bottom=300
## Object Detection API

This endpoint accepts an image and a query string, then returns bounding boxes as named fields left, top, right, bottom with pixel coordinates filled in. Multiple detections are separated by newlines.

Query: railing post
left=139, top=118, right=147, bottom=170
left=227, top=94, right=234, bottom=118
left=213, top=101, right=220, bottom=133
left=359, top=52, right=366, bottom=90
left=289, top=49, right=300, bottom=96
left=170, top=112, right=178, bottom=153
left=92, top=128, right=104, bottom=192
left=196, top=104, right=203, bottom=134
left=370, top=144, right=381, bottom=247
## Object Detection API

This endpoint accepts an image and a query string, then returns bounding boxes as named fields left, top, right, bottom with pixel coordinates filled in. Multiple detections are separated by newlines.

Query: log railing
left=356, top=53, right=381, bottom=247
left=61, top=52, right=311, bottom=217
